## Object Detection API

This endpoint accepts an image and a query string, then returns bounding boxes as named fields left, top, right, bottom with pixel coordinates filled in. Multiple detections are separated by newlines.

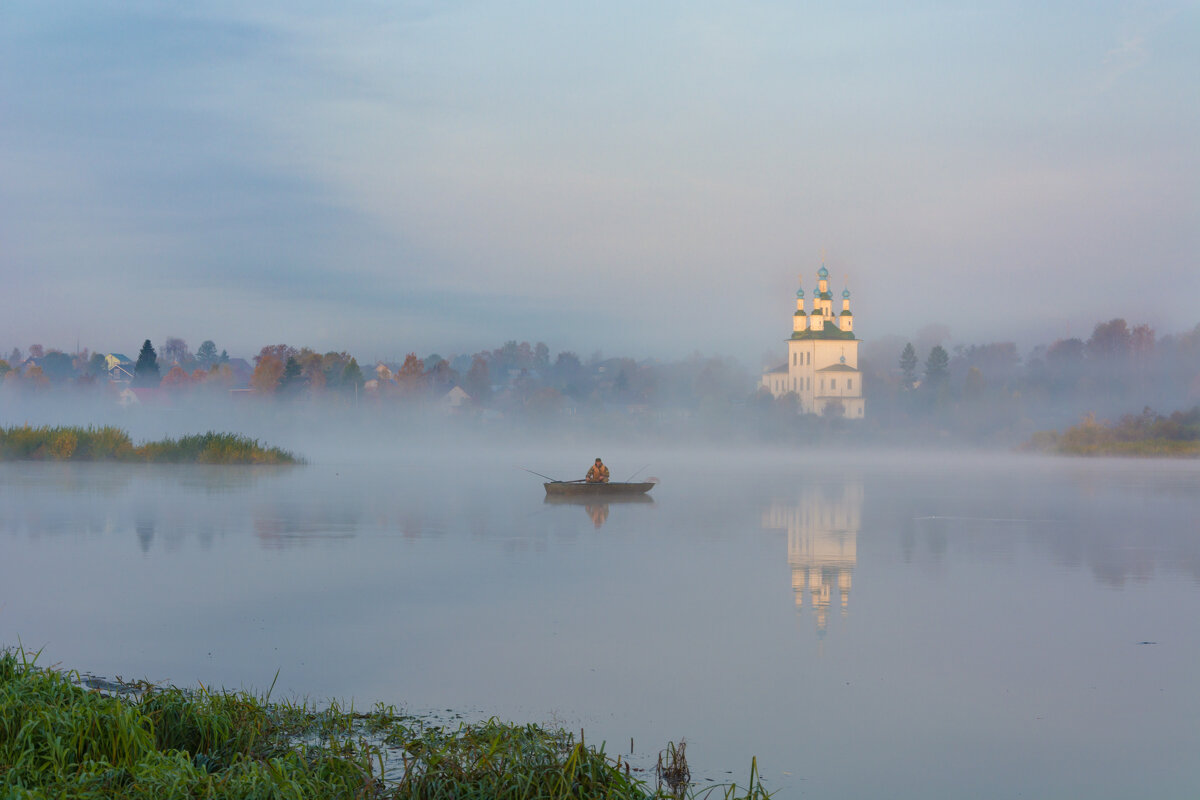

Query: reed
left=0, top=648, right=773, bottom=799
left=0, top=425, right=300, bottom=464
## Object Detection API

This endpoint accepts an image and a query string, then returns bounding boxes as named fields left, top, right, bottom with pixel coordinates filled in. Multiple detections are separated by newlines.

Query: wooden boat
left=543, top=481, right=655, bottom=497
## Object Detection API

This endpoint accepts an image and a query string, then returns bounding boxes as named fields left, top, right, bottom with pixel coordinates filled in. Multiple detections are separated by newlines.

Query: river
left=2, top=447, right=1197, bottom=798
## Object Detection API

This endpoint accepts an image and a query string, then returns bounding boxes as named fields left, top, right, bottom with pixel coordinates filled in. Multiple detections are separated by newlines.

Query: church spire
left=793, top=277, right=808, bottom=334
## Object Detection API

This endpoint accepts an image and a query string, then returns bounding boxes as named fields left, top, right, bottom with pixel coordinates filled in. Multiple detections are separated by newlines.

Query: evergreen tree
left=196, top=340, right=219, bottom=367
left=133, top=339, right=160, bottom=387
left=341, top=358, right=364, bottom=392
left=279, top=356, right=303, bottom=395
left=924, top=345, right=949, bottom=385
left=899, top=342, right=918, bottom=388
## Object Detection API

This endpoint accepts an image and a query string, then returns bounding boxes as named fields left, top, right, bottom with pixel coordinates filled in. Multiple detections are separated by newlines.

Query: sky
left=1, top=1, right=1197, bottom=364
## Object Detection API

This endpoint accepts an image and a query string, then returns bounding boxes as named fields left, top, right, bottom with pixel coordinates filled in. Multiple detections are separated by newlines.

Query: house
left=104, top=353, right=135, bottom=382
left=440, top=386, right=472, bottom=410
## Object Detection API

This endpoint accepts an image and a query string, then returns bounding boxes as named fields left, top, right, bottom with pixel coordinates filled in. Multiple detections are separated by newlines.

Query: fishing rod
left=519, top=467, right=560, bottom=482
left=518, top=467, right=586, bottom=484
left=624, top=464, right=650, bottom=482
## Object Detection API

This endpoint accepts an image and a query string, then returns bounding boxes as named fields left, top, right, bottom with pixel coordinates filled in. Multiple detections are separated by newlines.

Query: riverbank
left=0, top=425, right=300, bottom=464
left=1023, top=408, right=1200, bottom=457
left=0, top=649, right=769, bottom=799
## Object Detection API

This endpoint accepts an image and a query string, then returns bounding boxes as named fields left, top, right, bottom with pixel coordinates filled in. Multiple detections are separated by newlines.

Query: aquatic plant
left=0, top=425, right=299, bottom=464
left=0, top=649, right=773, bottom=799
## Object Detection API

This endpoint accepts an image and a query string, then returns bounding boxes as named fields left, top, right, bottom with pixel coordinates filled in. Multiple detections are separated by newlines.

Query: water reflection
left=762, top=480, right=862, bottom=636
left=543, top=494, right=654, bottom=529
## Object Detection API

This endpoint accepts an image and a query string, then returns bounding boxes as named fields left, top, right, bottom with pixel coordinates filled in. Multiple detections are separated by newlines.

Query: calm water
left=3, top=448, right=1198, bottom=799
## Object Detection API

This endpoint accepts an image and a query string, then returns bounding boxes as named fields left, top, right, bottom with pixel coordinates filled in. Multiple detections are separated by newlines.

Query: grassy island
left=0, top=649, right=768, bottom=799
left=1024, top=407, right=1200, bottom=457
left=0, top=426, right=300, bottom=465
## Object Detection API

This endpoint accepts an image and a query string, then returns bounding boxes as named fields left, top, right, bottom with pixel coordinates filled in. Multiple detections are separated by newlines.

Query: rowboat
left=543, top=481, right=655, bottom=497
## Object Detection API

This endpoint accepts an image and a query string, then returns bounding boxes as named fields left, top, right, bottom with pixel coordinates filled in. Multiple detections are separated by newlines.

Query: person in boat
left=586, top=457, right=610, bottom=484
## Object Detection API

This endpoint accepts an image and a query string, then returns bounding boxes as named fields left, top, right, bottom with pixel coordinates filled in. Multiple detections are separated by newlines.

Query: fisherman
left=586, top=457, right=610, bottom=484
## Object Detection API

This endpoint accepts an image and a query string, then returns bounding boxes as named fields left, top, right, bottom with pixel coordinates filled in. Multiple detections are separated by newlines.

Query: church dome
left=796, top=288, right=805, bottom=298
left=818, top=265, right=829, bottom=279
left=842, top=288, right=851, bottom=299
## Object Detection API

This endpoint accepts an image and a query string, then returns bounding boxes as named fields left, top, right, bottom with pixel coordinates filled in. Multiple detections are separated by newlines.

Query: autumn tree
left=0, top=360, right=10, bottom=379
left=255, top=344, right=297, bottom=367
left=160, top=365, right=191, bottom=390
left=397, top=353, right=425, bottom=396
left=1130, top=324, right=1155, bottom=356
left=23, top=364, right=49, bottom=389
left=133, top=340, right=160, bottom=387
left=250, top=353, right=285, bottom=394
left=162, top=337, right=190, bottom=365
left=28, top=344, right=44, bottom=359
left=207, top=363, right=234, bottom=387
left=1087, top=319, right=1131, bottom=360
left=464, top=355, right=491, bottom=401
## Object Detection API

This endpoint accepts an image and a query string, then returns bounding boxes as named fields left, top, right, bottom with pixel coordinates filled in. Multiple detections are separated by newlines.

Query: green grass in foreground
left=0, top=649, right=770, bottom=800
left=0, top=426, right=300, bottom=465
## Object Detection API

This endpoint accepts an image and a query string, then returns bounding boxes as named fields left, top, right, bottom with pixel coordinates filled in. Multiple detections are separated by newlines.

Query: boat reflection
left=762, top=480, right=862, bottom=637
left=543, top=493, right=655, bottom=529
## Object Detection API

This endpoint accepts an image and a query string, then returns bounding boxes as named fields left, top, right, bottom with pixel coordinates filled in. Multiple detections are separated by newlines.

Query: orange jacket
left=586, top=462, right=610, bottom=483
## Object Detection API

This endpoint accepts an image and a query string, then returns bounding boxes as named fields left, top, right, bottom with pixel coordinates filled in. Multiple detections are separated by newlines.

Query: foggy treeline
left=2, top=317, right=1199, bottom=449
left=859, top=318, right=1200, bottom=444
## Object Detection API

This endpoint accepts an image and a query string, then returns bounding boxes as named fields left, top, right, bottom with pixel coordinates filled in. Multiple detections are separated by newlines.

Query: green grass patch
left=0, top=649, right=772, bottom=799
left=0, top=426, right=300, bottom=464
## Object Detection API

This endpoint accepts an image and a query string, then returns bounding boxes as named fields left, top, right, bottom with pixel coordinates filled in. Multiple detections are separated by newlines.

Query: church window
left=792, top=353, right=796, bottom=366
left=831, top=378, right=837, bottom=390
left=848, top=379, right=853, bottom=390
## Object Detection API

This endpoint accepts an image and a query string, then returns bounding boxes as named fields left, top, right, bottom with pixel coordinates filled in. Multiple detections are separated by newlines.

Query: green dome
left=796, top=288, right=805, bottom=298
left=842, top=288, right=851, bottom=299
left=818, top=265, right=829, bottom=279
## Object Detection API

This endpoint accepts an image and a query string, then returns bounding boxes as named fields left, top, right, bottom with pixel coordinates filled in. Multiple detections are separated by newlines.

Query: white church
left=762, top=263, right=865, bottom=418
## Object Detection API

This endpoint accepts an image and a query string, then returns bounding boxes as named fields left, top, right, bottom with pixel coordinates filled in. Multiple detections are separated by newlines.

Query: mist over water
left=3, top=434, right=1199, bottom=799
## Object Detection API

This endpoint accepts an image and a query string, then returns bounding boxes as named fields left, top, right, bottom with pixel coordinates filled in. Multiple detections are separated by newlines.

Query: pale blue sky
left=1, top=1, right=1196, bottom=362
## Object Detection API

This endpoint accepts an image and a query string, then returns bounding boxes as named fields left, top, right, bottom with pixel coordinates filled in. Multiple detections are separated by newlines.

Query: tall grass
left=0, top=649, right=773, bottom=799
left=0, top=426, right=300, bottom=464
left=0, top=425, right=134, bottom=461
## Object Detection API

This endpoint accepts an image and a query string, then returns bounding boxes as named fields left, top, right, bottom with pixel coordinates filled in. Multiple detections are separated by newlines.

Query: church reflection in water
left=761, top=480, right=862, bottom=635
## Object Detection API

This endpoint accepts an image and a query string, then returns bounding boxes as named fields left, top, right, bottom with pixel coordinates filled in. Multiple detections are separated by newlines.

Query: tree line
left=3, top=318, right=1198, bottom=445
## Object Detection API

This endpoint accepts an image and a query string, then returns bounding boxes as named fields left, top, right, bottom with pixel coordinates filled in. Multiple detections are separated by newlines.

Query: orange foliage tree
left=251, top=354, right=285, bottom=394
left=161, top=365, right=191, bottom=389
